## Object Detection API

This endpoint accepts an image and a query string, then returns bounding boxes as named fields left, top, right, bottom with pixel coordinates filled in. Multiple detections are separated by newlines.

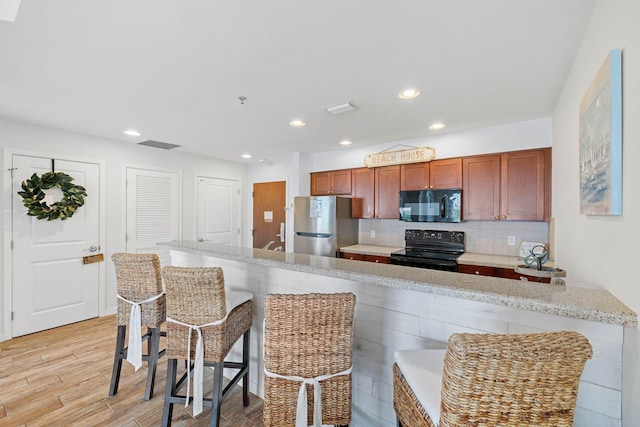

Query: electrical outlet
left=508, top=235, right=516, bottom=246
left=370, top=230, right=376, bottom=238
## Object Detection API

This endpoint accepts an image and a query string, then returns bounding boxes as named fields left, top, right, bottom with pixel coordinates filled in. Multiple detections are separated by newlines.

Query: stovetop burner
left=390, top=229, right=465, bottom=271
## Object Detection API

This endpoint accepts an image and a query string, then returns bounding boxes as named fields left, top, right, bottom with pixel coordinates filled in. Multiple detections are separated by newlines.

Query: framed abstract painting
left=579, top=48, right=622, bottom=215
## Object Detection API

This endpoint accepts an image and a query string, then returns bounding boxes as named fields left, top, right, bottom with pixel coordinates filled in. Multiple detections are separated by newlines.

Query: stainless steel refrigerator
left=293, top=196, right=358, bottom=257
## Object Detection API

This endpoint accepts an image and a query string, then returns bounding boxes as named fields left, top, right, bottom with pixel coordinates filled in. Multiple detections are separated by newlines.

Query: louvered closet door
left=126, top=168, right=181, bottom=265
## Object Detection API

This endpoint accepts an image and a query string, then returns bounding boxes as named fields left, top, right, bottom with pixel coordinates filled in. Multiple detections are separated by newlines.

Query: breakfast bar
left=162, top=241, right=636, bottom=427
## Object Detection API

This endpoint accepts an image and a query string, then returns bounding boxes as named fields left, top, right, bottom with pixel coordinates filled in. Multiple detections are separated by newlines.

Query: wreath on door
left=18, top=172, right=87, bottom=221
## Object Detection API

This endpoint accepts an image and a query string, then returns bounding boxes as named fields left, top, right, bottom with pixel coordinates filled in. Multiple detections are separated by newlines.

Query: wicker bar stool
left=109, top=253, right=166, bottom=401
left=161, top=266, right=253, bottom=427
left=263, top=292, right=356, bottom=427
left=393, top=331, right=593, bottom=427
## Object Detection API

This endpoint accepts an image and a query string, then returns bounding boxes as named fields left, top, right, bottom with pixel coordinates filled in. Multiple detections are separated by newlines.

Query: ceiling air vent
left=137, top=140, right=181, bottom=150
left=323, top=102, right=357, bottom=115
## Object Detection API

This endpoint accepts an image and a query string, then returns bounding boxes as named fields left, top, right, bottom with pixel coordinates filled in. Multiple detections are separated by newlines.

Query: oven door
left=390, top=254, right=459, bottom=272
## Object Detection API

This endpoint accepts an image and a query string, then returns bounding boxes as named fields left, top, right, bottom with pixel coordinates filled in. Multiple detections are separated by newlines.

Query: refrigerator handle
left=295, top=232, right=333, bottom=238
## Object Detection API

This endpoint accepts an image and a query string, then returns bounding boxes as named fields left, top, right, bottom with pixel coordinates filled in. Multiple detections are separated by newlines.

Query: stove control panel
left=405, top=229, right=465, bottom=245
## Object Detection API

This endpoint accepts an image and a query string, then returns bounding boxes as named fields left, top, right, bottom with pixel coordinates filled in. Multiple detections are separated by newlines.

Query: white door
left=12, top=155, right=100, bottom=337
left=126, top=168, right=180, bottom=265
left=197, top=177, right=240, bottom=245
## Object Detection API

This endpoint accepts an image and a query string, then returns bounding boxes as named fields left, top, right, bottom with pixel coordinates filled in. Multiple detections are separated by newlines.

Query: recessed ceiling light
left=241, top=153, right=252, bottom=159
left=339, top=140, right=352, bottom=146
left=429, top=122, right=446, bottom=130
left=123, top=129, right=141, bottom=136
left=289, top=119, right=306, bottom=127
left=398, top=88, right=420, bottom=99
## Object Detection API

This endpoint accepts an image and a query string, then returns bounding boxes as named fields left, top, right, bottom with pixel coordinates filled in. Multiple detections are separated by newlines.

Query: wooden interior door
left=253, top=181, right=286, bottom=250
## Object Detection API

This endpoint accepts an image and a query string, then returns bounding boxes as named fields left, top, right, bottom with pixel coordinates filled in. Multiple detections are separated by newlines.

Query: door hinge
left=125, top=234, right=128, bottom=242
left=238, top=189, right=240, bottom=195
left=10, top=240, right=14, bottom=250
left=11, top=311, right=14, bottom=321
left=238, top=228, right=240, bottom=234
left=8, top=167, right=17, bottom=179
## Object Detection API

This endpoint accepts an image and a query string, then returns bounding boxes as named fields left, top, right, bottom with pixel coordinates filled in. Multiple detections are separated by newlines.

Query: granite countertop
left=339, top=244, right=404, bottom=257
left=459, top=252, right=556, bottom=269
left=162, top=241, right=637, bottom=327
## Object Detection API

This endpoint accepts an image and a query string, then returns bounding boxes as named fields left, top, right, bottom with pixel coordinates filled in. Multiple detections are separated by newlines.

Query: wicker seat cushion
left=395, top=349, right=447, bottom=426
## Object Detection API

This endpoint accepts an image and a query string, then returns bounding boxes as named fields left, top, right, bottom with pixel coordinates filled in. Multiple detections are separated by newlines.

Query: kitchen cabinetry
left=352, top=166, right=399, bottom=219
left=459, top=264, right=551, bottom=283
left=400, top=158, right=462, bottom=190
left=341, top=252, right=390, bottom=264
left=310, top=169, right=352, bottom=195
left=400, top=162, right=429, bottom=190
left=463, top=149, right=550, bottom=221
left=374, top=165, right=400, bottom=218
left=351, top=167, right=375, bottom=218
left=430, top=158, right=462, bottom=189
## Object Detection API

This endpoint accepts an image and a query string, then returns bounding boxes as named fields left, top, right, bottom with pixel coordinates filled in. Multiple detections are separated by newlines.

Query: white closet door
left=126, top=168, right=180, bottom=265
left=196, top=177, right=240, bottom=245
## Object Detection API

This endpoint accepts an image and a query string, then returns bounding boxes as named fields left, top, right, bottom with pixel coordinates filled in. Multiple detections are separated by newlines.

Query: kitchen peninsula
left=163, top=241, right=636, bottom=427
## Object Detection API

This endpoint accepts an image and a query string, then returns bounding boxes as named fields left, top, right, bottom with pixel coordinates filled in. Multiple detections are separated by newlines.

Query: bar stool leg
left=242, top=329, right=250, bottom=407
left=162, top=358, right=178, bottom=427
left=109, top=325, right=127, bottom=396
left=210, top=361, right=225, bottom=427
left=144, top=326, right=162, bottom=400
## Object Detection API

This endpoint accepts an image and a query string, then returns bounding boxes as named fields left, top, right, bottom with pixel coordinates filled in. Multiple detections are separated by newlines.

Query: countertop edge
left=161, top=242, right=638, bottom=328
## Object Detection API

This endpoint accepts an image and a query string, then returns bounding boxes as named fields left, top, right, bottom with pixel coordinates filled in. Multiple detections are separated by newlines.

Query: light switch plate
left=508, top=236, right=516, bottom=246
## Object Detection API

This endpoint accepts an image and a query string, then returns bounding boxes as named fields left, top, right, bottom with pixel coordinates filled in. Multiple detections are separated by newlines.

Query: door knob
left=86, top=245, right=98, bottom=252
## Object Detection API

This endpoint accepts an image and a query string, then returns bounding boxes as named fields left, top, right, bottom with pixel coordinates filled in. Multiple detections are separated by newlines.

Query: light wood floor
left=0, top=315, right=264, bottom=426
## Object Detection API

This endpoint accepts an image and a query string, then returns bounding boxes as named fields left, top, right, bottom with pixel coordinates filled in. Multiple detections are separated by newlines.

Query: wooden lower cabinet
left=341, top=252, right=390, bottom=264
left=341, top=252, right=364, bottom=261
left=459, top=264, right=550, bottom=283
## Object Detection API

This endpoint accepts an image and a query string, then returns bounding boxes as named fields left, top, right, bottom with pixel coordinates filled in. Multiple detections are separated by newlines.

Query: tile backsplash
left=358, top=219, right=550, bottom=257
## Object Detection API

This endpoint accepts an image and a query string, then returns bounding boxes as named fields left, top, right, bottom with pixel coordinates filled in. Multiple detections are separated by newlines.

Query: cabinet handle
left=501, top=215, right=507, bottom=219
left=493, top=215, right=500, bottom=220
left=475, top=271, right=480, bottom=275
left=375, top=259, right=379, bottom=263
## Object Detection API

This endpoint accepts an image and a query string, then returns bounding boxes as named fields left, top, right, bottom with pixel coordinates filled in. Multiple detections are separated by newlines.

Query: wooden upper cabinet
left=374, top=165, right=400, bottom=219
left=310, top=169, right=352, bottom=195
left=351, top=167, right=375, bottom=219
left=463, top=154, right=501, bottom=220
left=429, top=158, right=462, bottom=189
left=500, top=149, right=549, bottom=221
left=463, top=149, right=551, bottom=221
left=400, top=163, right=430, bottom=190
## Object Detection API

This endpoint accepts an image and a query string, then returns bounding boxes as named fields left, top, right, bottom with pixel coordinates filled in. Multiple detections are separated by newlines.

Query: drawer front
left=364, top=255, right=390, bottom=264
left=458, top=264, right=499, bottom=276
left=341, top=252, right=365, bottom=261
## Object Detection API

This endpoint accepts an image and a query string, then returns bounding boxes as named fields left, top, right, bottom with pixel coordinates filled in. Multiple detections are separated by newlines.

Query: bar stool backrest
left=439, top=331, right=593, bottom=427
left=112, top=252, right=164, bottom=327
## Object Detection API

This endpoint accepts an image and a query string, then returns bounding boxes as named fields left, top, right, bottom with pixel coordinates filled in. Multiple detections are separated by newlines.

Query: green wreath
left=18, top=172, right=87, bottom=221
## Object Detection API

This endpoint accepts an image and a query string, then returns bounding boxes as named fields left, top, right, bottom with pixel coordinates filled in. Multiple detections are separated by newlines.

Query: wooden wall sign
left=364, top=147, right=436, bottom=168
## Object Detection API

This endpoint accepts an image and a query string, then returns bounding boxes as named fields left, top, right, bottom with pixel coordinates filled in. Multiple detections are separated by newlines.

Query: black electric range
left=390, top=229, right=465, bottom=272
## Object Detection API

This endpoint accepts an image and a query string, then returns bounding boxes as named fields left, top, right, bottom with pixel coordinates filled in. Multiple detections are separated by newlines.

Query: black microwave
left=399, top=189, right=462, bottom=222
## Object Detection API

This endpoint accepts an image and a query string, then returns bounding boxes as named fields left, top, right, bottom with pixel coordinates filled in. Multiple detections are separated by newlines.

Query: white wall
left=310, top=117, right=552, bottom=171
left=0, top=117, right=247, bottom=340
left=551, top=1, right=640, bottom=425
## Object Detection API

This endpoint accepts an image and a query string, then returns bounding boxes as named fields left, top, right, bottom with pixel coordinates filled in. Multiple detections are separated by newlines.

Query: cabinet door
left=430, top=158, right=462, bottom=189
left=332, top=169, right=352, bottom=195
left=400, top=163, right=429, bottom=190
left=458, top=264, right=499, bottom=276
left=374, top=165, right=400, bottom=218
left=364, top=255, right=390, bottom=264
left=351, top=168, right=375, bottom=218
left=311, top=172, right=332, bottom=195
left=341, top=252, right=364, bottom=261
left=463, top=155, right=501, bottom=220
left=500, top=150, right=545, bottom=221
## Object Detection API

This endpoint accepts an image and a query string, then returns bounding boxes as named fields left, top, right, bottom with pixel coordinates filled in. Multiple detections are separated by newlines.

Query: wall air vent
left=137, top=140, right=181, bottom=150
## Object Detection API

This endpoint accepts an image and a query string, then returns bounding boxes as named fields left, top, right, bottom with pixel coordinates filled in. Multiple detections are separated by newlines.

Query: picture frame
left=579, top=48, right=622, bottom=215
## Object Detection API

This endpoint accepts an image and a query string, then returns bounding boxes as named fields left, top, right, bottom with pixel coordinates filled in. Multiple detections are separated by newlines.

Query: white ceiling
left=0, top=0, right=595, bottom=163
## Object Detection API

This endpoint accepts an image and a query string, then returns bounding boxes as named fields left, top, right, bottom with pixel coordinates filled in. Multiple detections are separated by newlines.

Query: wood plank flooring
left=0, top=315, right=264, bottom=426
